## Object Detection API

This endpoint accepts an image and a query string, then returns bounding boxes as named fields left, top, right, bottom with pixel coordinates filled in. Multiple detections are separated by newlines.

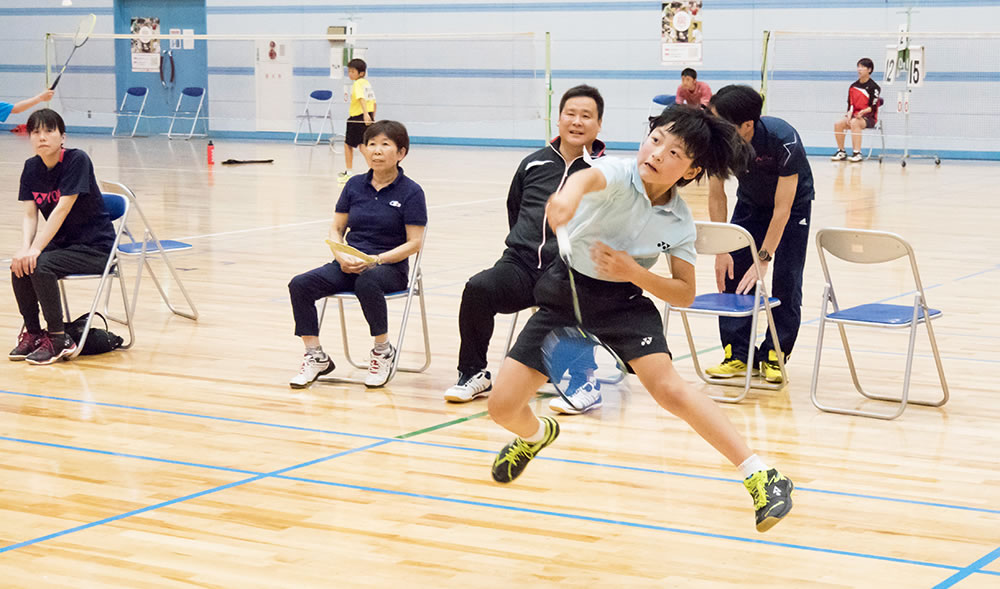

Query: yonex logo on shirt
left=640, top=336, right=652, bottom=346
left=32, top=189, right=60, bottom=205
left=389, top=200, right=401, bottom=208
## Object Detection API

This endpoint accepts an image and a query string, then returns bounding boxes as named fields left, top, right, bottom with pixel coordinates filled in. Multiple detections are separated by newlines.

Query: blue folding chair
left=648, top=94, right=676, bottom=118
left=294, top=90, right=335, bottom=145
left=316, top=230, right=431, bottom=386
left=58, top=192, right=136, bottom=358
left=112, top=87, right=148, bottom=137
left=167, top=87, right=207, bottom=139
left=663, top=221, right=787, bottom=403
left=103, top=180, right=198, bottom=321
left=810, top=228, right=949, bottom=420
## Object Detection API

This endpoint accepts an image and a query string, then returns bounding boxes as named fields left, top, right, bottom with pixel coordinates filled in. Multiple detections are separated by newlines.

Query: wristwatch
left=757, top=248, right=772, bottom=262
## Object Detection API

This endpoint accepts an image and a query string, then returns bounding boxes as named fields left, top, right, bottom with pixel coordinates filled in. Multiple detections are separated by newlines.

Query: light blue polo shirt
left=564, top=156, right=697, bottom=281
left=0, top=102, right=13, bottom=123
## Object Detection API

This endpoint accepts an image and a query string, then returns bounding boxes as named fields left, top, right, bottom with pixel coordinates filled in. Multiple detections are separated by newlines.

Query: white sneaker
left=848, top=151, right=864, bottom=162
left=549, top=373, right=602, bottom=415
left=290, top=353, right=334, bottom=389
left=443, top=370, right=492, bottom=403
left=365, top=345, right=395, bottom=388
left=831, top=150, right=847, bottom=161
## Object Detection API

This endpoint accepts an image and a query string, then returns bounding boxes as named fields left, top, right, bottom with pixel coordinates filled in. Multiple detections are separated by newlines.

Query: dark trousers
left=289, top=261, right=408, bottom=338
left=11, top=244, right=110, bottom=334
left=719, top=199, right=812, bottom=363
left=457, top=253, right=541, bottom=373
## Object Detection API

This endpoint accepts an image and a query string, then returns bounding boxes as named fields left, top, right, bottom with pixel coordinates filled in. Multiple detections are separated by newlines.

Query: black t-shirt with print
left=18, top=148, right=115, bottom=252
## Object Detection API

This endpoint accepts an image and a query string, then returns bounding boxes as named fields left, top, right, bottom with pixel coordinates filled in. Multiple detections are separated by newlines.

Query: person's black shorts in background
left=345, top=114, right=369, bottom=148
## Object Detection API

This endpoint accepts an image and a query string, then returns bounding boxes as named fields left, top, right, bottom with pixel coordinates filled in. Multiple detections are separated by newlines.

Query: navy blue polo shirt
left=335, top=166, right=427, bottom=276
left=736, top=116, right=815, bottom=209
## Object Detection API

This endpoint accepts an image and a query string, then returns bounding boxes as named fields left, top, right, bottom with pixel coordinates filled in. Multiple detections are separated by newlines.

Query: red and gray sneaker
left=25, top=332, right=78, bottom=365
left=9, top=330, right=46, bottom=361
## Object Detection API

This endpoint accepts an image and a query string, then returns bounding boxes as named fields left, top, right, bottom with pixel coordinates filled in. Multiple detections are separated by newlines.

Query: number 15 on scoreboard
left=884, top=44, right=925, bottom=87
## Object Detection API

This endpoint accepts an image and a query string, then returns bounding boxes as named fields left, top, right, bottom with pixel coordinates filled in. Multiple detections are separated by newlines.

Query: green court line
left=393, top=392, right=557, bottom=439
left=395, top=411, right=489, bottom=439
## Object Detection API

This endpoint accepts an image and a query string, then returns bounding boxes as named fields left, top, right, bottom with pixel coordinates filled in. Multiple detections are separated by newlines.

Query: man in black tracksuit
left=444, top=85, right=606, bottom=408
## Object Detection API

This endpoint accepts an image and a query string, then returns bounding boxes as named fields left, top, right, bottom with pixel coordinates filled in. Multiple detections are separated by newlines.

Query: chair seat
left=683, top=293, right=781, bottom=314
left=118, top=240, right=193, bottom=255
left=827, top=303, right=941, bottom=325
left=331, top=289, right=413, bottom=300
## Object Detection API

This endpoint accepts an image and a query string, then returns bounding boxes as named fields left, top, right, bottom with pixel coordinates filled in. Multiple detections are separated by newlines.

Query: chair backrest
left=652, top=94, right=675, bottom=107
left=127, top=86, right=147, bottom=97
left=815, top=227, right=929, bottom=300
left=816, top=228, right=910, bottom=264
left=692, top=221, right=754, bottom=256
left=310, top=90, right=333, bottom=101
left=182, top=87, right=204, bottom=98
left=101, top=192, right=128, bottom=222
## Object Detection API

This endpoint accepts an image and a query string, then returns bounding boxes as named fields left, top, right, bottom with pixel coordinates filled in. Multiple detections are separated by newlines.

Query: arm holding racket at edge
left=9, top=90, right=55, bottom=115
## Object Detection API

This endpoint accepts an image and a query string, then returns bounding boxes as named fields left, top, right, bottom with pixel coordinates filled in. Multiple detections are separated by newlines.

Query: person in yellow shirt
left=340, top=58, right=376, bottom=182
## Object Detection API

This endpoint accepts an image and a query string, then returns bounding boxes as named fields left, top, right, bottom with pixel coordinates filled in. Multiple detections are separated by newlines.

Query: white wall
left=2, top=1, right=998, bottom=156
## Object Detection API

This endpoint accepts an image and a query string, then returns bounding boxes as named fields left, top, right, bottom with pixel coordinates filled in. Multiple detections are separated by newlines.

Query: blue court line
left=2, top=388, right=1000, bottom=517
left=934, top=546, right=1000, bottom=588
left=2, top=434, right=998, bottom=578
left=0, top=438, right=390, bottom=555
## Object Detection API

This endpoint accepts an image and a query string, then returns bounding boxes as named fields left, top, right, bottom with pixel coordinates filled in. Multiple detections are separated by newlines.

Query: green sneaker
left=706, top=344, right=751, bottom=378
left=744, top=468, right=794, bottom=532
left=760, top=350, right=784, bottom=383
left=491, top=416, right=560, bottom=483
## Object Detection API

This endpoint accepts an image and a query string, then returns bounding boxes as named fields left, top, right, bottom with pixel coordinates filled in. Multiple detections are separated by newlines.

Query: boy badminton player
left=487, top=106, right=795, bottom=532
left=339, top=58, right=376, bottom=182
left=1, top=89, right=55, bottom=123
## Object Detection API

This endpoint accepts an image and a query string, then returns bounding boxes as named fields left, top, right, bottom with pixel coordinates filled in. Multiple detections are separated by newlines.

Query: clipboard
left=326, top=239, right=378, bottom=265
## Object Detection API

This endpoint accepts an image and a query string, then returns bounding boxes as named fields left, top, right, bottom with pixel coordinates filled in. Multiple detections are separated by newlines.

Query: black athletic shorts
left=507, top=260, right=670, bottom=375
left=862, top=114, right=877, bottom=129
left=345, top=114, right=368, bottom=148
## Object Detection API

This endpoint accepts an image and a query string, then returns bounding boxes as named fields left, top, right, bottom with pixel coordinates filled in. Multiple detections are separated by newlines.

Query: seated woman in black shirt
left=9, top=108, right=116, bottom=365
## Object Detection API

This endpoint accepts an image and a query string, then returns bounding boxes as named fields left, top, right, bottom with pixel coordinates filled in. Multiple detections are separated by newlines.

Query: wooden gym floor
left=1, top=134, right=998, bottom=587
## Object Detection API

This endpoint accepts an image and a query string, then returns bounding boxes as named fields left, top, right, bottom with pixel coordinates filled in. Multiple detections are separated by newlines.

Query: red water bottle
left=207, top=140, right=215, bottom=165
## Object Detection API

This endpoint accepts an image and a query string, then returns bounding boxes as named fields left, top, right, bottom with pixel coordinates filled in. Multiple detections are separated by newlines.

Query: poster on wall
left=661, top=1, right=703, bottom=65
left=131, top=17, right=161, bottom=72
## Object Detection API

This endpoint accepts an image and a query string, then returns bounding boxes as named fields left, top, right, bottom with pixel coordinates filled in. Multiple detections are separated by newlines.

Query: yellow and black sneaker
left=706, top=344, right=753, bottom=378
left=491, top=416, right=560, bottom=483
left=759, top=350, right=784, bottom=383
left=744, top=468, right=794, bottom=532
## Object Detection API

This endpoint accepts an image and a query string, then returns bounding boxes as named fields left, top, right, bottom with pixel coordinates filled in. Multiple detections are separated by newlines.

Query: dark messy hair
left=681, top=67, right=697, bottom=79
left=857, top=57, right=874, bottom=72
left=559, top=84, right=604, bottom=120
left=347, top=58, right=367, bottom=74
left=26, top=108, right=65, bottom=135
left=363, top=119, right=409, bottom=155
left=647, top=105, right=751, bottom=185
left=709, top=84, right=763, bottom=125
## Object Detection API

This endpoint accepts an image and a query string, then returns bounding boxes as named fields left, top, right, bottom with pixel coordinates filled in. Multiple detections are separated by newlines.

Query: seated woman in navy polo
left=9, top=109, right=116, bottom=365
left=288, top=120, right=427, bottom=389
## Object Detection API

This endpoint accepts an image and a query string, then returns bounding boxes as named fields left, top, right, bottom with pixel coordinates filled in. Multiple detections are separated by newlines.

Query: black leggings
left=11, top=244, right=110, bottom=333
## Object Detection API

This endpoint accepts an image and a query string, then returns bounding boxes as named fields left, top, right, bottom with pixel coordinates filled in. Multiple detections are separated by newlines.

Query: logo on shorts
left=640, top=336, right=652, bottom=346
left=389, top=200, right=401, bottom=208
left=657, top=241, right=670, bottom=252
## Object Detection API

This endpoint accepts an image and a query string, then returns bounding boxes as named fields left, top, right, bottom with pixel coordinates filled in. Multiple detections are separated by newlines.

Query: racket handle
left=555, top=225, right=572, bottom=262
left=49, top=75, right=62, bottom=91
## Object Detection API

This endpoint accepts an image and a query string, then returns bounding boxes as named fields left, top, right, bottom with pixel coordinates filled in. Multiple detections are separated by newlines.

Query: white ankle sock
left=373, top=340, right=390, bottom=355
left=738, top=454, right=770, bottom=479
left=522, top=418, right=546, bottom=443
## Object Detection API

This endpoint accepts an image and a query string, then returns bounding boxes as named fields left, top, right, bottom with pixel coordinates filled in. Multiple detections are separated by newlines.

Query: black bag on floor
left=65, top=313, right=124, bottom=355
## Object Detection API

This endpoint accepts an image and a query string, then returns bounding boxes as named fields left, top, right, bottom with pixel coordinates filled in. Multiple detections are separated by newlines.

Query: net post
left=44, top=33, right=52, bottom=90
left=545, top=31, right=552, bottom=141
left=760, top=30, right=771, bottom=114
